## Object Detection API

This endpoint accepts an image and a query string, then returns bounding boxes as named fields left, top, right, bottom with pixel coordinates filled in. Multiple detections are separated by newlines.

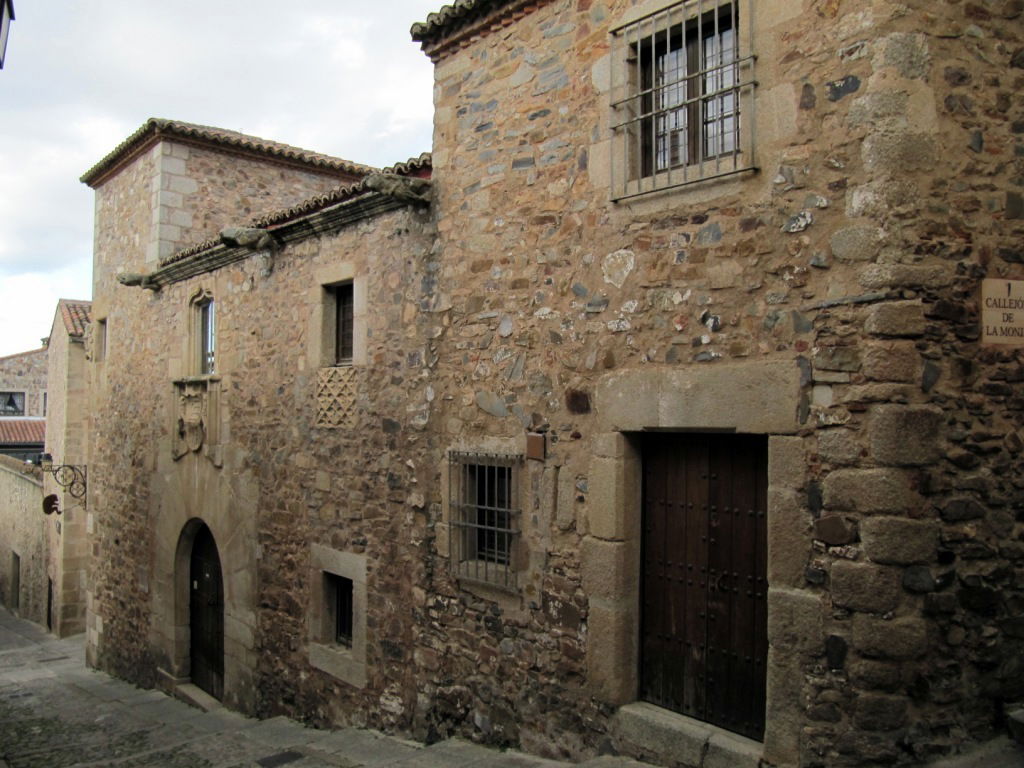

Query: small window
left=325, top=573, right=354, bottom=648
left=0, top=392, right=25, bottom=416
left=449, top=452, right=522, bottom=588
left=332, top=283, right=354, bottom=366
left=610, top=0, right=754, bottom=199
left=42, top=392, right=48, bottom=418
left=95, top=318, right=107, bottom=362
left=197, top=298, right=215, bottom=375
left=10, top=552, right=20, bottom=611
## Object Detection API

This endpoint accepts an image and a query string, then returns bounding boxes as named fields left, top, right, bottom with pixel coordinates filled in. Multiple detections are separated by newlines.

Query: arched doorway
left=189, top=523, right=224, bottom=700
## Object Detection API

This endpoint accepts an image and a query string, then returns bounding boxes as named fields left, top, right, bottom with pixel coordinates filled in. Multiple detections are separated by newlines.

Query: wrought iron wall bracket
left=38, top=454, right=87, bottom=502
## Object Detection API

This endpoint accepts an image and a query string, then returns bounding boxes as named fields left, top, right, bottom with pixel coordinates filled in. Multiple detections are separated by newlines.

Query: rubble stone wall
left=0, top=456, right=45, bottom=624
left=87, top=197, right=437, bottom=716
left=86, top=140, right=379, bottom=675
left=44, top=325, right=90, bottom=638
left=414, top=0, right=1024, bottom=766
left=149, top=142, right=355, bottom=264
left=82, top=0, right=1024, bottom=766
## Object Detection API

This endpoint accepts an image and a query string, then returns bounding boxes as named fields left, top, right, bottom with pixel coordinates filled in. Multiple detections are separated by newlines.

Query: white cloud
left=0, top=0, right=442, bottom=356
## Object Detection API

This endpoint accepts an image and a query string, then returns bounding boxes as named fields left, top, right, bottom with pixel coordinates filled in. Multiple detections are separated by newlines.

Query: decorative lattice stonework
left=316, top=366, right=358, bottom=428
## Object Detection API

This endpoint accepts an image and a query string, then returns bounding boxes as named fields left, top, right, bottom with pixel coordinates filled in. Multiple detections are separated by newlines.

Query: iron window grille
left=198, top=298, right=215, bottom=375
left=610, top=0, right=755, bottom=200
left=325, top=572, right=354, bottom=648
left=0, top=391, right=25, bottom=416
left=333, top=283, right=354, bottom=366
left=448, top=451, right=522, bottom=588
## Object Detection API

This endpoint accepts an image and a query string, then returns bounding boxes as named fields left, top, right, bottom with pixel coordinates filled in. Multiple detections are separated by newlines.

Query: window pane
left=200, top=300, right=215, bottom=375
left=334, top=284, right=354, bottom=365
left=0, top=392, right=25, bottom=415
left=333, top=575, right=353, bottom=647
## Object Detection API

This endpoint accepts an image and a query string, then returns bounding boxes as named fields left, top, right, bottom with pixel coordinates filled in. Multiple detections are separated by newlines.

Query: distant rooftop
left=57, top=299, right=92, bottom=339
left=0, top=419, right=44, bottom=445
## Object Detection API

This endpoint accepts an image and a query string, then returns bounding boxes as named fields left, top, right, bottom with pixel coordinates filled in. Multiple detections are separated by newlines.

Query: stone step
left=173, top=681, right=223, bottom=712
left=1008, top=708, right=1024, bottom=745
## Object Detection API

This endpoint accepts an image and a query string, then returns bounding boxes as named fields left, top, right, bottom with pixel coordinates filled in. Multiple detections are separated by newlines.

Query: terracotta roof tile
left=81, top=118, right=376, bottom=188
left=0, top=419, right=45, bottom=445
left=58, top=299, right=92, bottom=338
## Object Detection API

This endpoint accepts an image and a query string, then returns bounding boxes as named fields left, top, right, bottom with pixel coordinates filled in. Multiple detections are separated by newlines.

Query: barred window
left=449, top=452, right=521, bottom=588
left=611, top=0, right=755, bottom=200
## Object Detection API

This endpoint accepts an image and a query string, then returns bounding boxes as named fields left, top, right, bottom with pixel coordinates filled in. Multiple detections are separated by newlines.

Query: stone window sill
left=309, top=642, right=366, bottom=689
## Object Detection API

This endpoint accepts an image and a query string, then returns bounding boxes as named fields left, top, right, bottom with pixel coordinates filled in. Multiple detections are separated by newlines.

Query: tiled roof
left=411, top=0, right=543, bottom=53
left=159, top=154, right=432, bottom=267
left=58, top=299, right=92, bottom=338
left=81, top=118, right=376, bottom=188
left=0, top=419, right=45, bottom=445
left=253, top=153, right=433, bottom=228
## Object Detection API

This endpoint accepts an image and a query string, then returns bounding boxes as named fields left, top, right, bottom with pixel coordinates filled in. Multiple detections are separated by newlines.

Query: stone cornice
left=120, top=190, right=418, bottom=291
left=412, top=0, right=555, bottom=62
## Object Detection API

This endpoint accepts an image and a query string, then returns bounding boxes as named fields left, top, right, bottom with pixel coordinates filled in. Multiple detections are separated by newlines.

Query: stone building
left=0, top=345, right=47, bottom=460
left=43, top=298, right=92, bottom=637
left=0, top=300, right=91, bottom=634
left=0, top=454, right=44, bottom=624
left=81, top=2, right=1024, bottom=767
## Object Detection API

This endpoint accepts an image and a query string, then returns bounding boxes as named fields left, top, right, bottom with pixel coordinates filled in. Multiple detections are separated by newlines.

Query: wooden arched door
left=189, top=523, right=224, bottom=700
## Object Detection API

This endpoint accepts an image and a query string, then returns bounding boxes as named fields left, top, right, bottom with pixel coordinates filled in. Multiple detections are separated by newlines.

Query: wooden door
left=641, top=433, right=767, bottom=740
left=190, top=524, right=224, bottom=700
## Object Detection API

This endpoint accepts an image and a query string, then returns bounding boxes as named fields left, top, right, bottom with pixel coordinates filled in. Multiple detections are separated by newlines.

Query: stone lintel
left=595, top=361, right=801, bottom=434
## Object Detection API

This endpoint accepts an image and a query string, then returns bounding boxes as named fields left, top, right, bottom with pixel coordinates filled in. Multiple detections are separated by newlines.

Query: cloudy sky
left=0, top=0, right=442, bottom=357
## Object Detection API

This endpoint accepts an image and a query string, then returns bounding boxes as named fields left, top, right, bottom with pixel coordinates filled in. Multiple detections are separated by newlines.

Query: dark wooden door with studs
left=190, top=524, right=224, bottom=701
left=641, top=432, right=768, bottom=740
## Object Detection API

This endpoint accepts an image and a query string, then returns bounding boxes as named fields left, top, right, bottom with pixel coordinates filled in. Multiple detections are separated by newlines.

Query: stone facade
left=43, top=300, right=92, bottom=637
left=81, top=2, right=1024, bottom=767
left=0, top=346, right=48, bottom=421
left=0, top=455, right=45, bottom=624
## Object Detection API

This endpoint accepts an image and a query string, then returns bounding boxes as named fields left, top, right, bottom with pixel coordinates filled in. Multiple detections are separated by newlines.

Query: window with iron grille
left=325, top=572, right=353, bottom=648
left=0, top=391, right=25, bottom=416
left=610, top=0, right=755, bottom=199
left=448, top=452, right=521, bottom=588
left=332, top=282, right=354, bottom=366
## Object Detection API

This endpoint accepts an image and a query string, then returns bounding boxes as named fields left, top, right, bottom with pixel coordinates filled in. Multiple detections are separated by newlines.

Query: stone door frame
left=586, top=361, right=811, bottom=766
left=149, top=473, right=258, bottom=714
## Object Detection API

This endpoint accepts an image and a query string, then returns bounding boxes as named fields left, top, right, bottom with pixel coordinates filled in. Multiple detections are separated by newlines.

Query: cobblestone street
left=2, top=607, right=1021, bottom=768
left=0, top=608, right=643, bottom=768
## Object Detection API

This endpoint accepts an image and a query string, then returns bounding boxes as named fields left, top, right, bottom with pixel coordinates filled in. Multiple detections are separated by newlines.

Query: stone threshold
left=612, top=702, right=762, bottom=768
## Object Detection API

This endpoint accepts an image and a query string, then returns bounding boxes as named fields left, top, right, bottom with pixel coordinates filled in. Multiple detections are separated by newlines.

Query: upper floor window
left=610, top=0, right=754, bottom=200
left=332, top=282, right=353, bottom=366
left=0, top=391, right=25, bottom=416
left=95, top=318, right=107, bottom=363
left=190, top=292, right=216, bottom=375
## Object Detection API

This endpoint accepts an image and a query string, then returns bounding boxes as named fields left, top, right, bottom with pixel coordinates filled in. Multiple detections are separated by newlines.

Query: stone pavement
left=2, top=608, right=1022, bottom=768
left=0, top=607, right=647, bottom=768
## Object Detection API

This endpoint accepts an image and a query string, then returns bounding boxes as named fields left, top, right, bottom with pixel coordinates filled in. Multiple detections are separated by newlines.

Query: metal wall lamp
left=38, top=453, right=87, bottom=501
left=0, top=0, right=13, bottom=70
